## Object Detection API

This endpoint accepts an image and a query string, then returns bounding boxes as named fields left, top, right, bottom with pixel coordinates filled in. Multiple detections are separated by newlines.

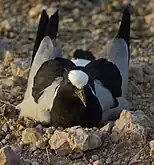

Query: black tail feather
left=44, top=9, right=59, bottom=40
left=116, top=6, right=130, bottom=50
left=32, top=10, right=49, bottom=64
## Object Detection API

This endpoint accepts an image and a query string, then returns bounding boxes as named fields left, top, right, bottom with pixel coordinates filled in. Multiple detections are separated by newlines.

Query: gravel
left=0, top=0, right=154, bottom=164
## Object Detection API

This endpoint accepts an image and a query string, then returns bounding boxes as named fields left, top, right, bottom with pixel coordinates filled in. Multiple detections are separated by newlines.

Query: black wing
left=85, top=58, right=122, bottom=97
left=44, top=10, right=59, bottom=40
left=32, top=58, right=76, bottom=102
left=32, top=10, right=49, bottom=63
left=116, top=6, right=130, bottom=54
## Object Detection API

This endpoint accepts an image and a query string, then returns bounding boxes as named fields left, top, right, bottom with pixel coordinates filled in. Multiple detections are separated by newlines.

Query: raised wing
left=32, top=10, right=49, bottom=63
left=25, top=36, right=57, bottom=99
left=85, top=58, right=122, bottom=98
left=32, top=9, right=59, bottom=64
left=103, top=6, right=130, bottom=98
left=32, top=58, right=76, bottom=102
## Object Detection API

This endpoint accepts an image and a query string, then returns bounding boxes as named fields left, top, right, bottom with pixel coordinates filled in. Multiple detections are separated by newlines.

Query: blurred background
left=0, top=0, right=154, bottom=62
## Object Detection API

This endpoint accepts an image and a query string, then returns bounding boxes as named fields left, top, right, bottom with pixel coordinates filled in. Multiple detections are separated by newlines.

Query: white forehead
left=68, top=70, right=89, bottom=89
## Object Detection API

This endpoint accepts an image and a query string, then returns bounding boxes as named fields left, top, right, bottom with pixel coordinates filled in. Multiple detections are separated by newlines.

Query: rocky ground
left=0, top=0, right=154, bottom=165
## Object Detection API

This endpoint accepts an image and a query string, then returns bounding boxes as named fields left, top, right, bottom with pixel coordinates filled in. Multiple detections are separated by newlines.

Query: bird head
left=58, top=69, right=89, bottom=107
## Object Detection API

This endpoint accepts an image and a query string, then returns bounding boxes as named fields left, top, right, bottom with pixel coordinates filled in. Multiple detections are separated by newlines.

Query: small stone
left=45, top=127, right=55, bottom=134
left=150, top=140, right=154, bottom=157
left=91, top=155, right=99, bottom=161
left=112, top=160, right=121, bottom=165
left=29, top=144, right=37, bottom=152
left=19, top=125, right=25, bottom=131
left=150, top=106, right=154, bottom=113
left=49, top=130, right=72, bottom=156
left=67, top=126, right=102, bottom=151
left=1, top=139, right=6, bottom=144
left=4, top=51, right=13, bottom=64
left=57, top=126, right=64, bottom=131
left=111, top=110, right=153, bottom=144
left=2, top=123, right=8, bottom=132
left=93, top=160, right=103, bottom=165
left=22, top=128, right=42, bottom=144
left=9, top=125, right=14, bottom=131
left=73, top=162, right=86, bottom=165
left=5, top=134, right=12, bottom=140
left=150, top=56, right=154, bottom=66
left=11, top=86, right=22, bottom=97
left=35, top=139, right=48, bottom=150
left=89, top=159, right=93, bottom=163
left=72, top=8, right=80, bottom=19
left=35, top=124, right=43, bottom=132
left=0, top=145, right=20, bottom=165
left=100, top=121, right=114, bottom=133
left=2, top=78, right=14, bottom=89
left=23, top=158, right=31, bottom=164
left=32, top=161, right=40, bottom=165
left=0, top=20, right=11, bottom=33
left=106, top=157, right=112, bottom=164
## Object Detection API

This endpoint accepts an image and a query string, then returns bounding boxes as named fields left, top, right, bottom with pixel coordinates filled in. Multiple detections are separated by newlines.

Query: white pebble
left=10, top=125, right=14, bottom=131
left=91, top=155, right=99, bottom=161
left=2, top=123, right=8, bottom=132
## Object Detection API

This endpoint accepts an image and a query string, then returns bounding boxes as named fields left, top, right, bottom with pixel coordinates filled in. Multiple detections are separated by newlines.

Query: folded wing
left=85, top=58, right=122, bottom=98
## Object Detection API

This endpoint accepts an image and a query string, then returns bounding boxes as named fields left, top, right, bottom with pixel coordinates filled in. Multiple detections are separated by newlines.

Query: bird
left=71, top=49, right=95, bottom=67
left=17, top=6, right=133, bottom=128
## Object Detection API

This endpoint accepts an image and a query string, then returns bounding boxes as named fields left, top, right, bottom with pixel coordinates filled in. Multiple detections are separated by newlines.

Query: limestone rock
left=93, top=160, right=103, bottom=165
left=49, top=127, right=102, bottom=156
left=150, top=140, right=154, bottom=158
left=67, top=126, right=102, bottom=151
left=100, top=121, right=114, bottom=133
left=111, top=110, right=153, bottom=144
left=0, top=145, right=20, bottom=165
left=22, top=128, right=42, bottom=144
left=49, top=130, right=71, bottom=156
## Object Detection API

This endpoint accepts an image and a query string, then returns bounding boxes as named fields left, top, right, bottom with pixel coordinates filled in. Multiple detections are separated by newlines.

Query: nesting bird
left=17, top=6, right=133, bottom=128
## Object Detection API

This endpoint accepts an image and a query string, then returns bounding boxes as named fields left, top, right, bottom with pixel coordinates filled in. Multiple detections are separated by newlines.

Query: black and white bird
left=71, top=49, right=95, bottom=67
left=17, top=6, right=133, bottom=128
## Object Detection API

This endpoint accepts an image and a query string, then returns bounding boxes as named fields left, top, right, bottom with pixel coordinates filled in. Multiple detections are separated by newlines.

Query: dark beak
left=76, top=88, right=86, bottom=107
